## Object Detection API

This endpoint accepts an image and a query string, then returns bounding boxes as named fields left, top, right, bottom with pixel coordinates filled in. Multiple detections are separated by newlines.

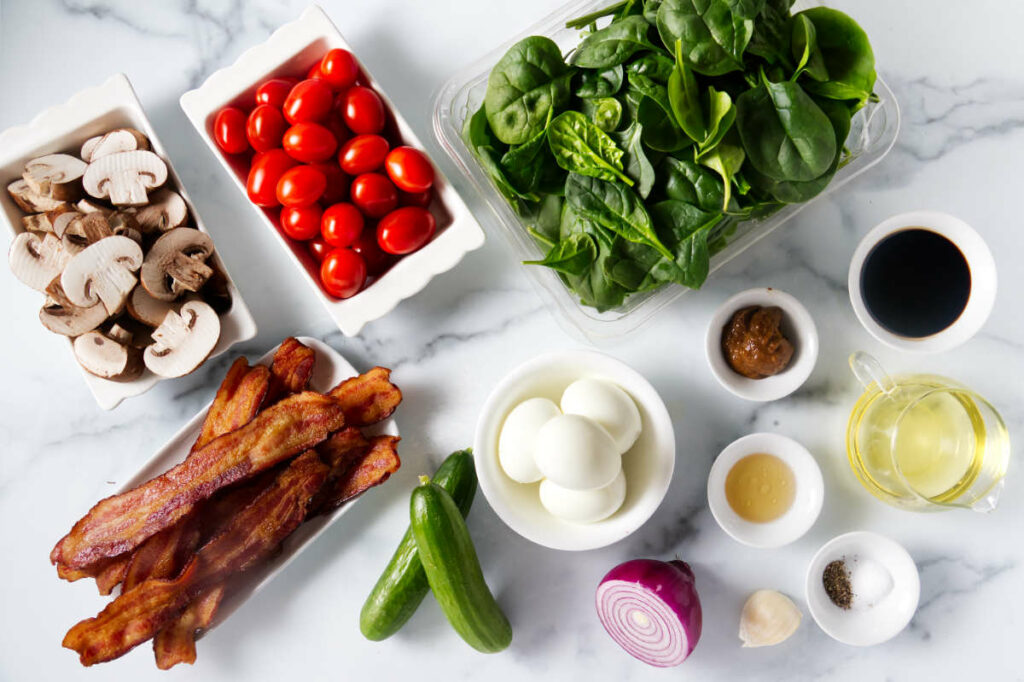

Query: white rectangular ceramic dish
left=180, top=5, right=484, bottom=337
left=119, top=336, right=399, bottom=631
left=0, top=73, right=257, bottom=409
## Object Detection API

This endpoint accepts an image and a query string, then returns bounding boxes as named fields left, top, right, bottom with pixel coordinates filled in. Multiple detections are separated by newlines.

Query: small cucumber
left=410, top=477, right=512, bottom=653
left=359, top=449, right=477, bottom=641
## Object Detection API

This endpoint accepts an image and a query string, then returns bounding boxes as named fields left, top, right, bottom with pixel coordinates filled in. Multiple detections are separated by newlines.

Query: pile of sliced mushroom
left=6, top=128, right=226, bottom=381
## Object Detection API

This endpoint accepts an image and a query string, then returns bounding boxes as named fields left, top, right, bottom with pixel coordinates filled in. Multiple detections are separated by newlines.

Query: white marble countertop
left=1, top=1, right=1021, bottom=680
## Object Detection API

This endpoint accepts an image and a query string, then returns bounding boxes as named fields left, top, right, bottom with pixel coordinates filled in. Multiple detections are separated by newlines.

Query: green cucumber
left=359, top=449, right=477, bottom=641
left=410, top=478, right=512, bottom=653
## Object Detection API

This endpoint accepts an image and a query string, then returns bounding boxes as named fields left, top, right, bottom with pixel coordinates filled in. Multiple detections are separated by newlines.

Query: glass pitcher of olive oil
left=846, top=352, right=1010, bottom=512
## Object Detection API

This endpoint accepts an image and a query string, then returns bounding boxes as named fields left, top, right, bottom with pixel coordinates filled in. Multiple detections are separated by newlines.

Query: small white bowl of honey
left=707, top=433, right=824, bottom=548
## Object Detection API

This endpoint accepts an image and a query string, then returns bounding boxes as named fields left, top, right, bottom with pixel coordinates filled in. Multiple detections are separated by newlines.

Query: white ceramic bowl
left=848, top=210, right=996, bottom=353
left=0, top=74, right=257, bottom=410
left=180, top=5, right=484, bottom=337
left=806, top=531, right=920, bottom=646
left=707, top=433, right=824, bottom=548
left=705, top=287, right=819, bottom=402
left=473, top=350, right=675, bottom=551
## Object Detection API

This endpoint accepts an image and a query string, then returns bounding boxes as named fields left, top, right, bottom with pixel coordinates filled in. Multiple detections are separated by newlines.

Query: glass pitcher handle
left=849, top=351, right=898, bottom=396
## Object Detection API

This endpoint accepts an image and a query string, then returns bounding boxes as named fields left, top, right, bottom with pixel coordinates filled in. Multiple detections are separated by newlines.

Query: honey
left=725, top=453, right=796, bottom=523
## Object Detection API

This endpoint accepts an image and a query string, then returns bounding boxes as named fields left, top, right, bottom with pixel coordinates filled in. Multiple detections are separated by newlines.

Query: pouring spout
left=969, top=479, right=1004, bottom=513
left=849, top=351, right=899, bottom=397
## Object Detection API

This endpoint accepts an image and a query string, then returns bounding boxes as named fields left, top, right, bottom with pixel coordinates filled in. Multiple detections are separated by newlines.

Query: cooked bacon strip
left=192, top=358, right=271, bottom=454
left=95, top=556, right=132, bottom=596
left=153, top=585, right=224, bottom=669
left=327, top=367, right=402, bottom=426
left=63, top=452, right=328, bottom=666
left=265, top=337, right=316, bottom=404
left=314, top=435, right=401, bottom=514
left=122, top=514, right=201, bottom=591
left=52, top=392, right=346, bottom=570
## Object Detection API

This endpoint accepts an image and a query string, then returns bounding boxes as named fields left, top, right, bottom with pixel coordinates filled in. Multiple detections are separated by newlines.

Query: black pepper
left=823, top=559, right=853, bottom=610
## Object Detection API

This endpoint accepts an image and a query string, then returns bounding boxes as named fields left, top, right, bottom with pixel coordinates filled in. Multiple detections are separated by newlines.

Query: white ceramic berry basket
left=179, top=4, right=485, bottom=337
left=0, top=73, right=257, bottom=410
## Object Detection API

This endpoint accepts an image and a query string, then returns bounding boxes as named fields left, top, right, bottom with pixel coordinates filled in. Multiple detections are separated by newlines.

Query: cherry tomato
left=283, top=79, right=333, bottom=124
left=282, top=122, right=338, bottom=163
left=352, top=230, right=394, bottom=276
left=350, top=173, right=397, bottom=218
left=324, top=111, right=351, bottom=147
left=341, top=86, right=386, bottom=135
left=276, top=165, right=327, bottom=207
left=320, top=248, right=366, bottom=298
left=280, top=204, right=322, bottom=241
left=255, top=77, right=298, bottom=108
left=246, top=104, right=287, bottom=153
left=308, top=237, right=332, bottom=262
left=320, top=48, right=359, bottom=90
left=384, top=146, right=434, bottom=193
left=214, top=107, right=249, bottom=155
left=321, top=203, right=364, bottom=247
left=398, top=189, right=432, bottom=208
left=310, top=162, right=350, bottom=204
left=307, top=61, right=325, bottom=81
left=338, top=134, right=390, bottom=175
left=377, top=206, right=436, bottom=255
left=247, top=149, right=298, bottom=207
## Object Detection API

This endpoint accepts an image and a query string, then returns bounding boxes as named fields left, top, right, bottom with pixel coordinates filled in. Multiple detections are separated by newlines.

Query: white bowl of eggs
left=474, top=349, right=675, bottom=551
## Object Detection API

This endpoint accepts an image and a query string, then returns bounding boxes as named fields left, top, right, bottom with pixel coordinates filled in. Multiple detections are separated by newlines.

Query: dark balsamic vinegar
left=860, top=228, right=971, bottom=338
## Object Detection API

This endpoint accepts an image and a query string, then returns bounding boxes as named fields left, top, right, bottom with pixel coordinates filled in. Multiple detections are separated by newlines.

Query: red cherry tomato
left=399, top=189, right=432, bottom=208
left=255, top=77, right=298, bottom=108
left=384, top=146, right=435, bottom=193
left=342, top=86, right=386, bottom=135
left=321, top=203, right=364, bottom=248
left=310, top=162, right=350, bottom=204
left=320, top=48, right=360, bottom=90
left=350, top=173, right=397, bottom=218
left=282, top=122, right=338, bottom=163
left=323, top=112, right=351, bottom=147
left=280, top=204, right=322, bottom=241
left=352, top=230, right=394, bottom=276
left=338, top=134, right=390, bottom=175
left=283, top=79, right=333, bottom=124
left=307, top=61, right=325, bottom=81
left=214, top=107, right=249, bottom=155
left=320, top=248, right=367, bottom=298
left=308, top=237, right=331, bottom=262
left=247, top=149, right=298, bottom=207
left=276, top=165, right=327, bottom=207
left=377, top=206, right=436, bottom=254
left=246, top=104, right=287, bottom=153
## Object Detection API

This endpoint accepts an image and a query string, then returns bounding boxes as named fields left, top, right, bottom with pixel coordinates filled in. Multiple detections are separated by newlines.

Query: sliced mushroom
left=126, top=284, right=175, bottom=327
left=112, top=315, right=155, bottom=348
left=23, top=153, right=87, bottom=200
left=52, top=210, right=83, bottom=238
left=60, top=235, right=143, bottom=315
left=39, top=291, right=108, bottom=336
left=107, top=211, right=143, bottom=245
left=22, top=213, right=52, bottom=232
left=144, top=300, right=220, bottom=378
left=7, top=179, right=66, bottom=212
left=140, top=228, right=214, bottom=301
left=8, top=231, right=70, bottom=291
left=105, top=323, right=133, bottom=345
left=75, top=198, right=113, bottom=215
left=80, top=128, right=150, bottom=162
left=83, top=150, right=167, bottom=206
left=61, top=212, right=113, bottom=250
left=133, top=189, right=188, bottom=234
left=73, top=330, right=143, bottom=381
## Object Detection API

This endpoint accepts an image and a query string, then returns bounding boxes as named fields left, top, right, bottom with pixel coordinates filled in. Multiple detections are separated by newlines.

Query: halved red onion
left=595, top=559, right=702, bottom=667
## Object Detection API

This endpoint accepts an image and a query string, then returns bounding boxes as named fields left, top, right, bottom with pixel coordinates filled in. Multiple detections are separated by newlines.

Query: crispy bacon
left=265, top=337, right=316, bottom=404
left=314, top=435, right=401, bottom=514
left=122, top=514, right=201, bottom=591
left=95, top=556, right=132, bottom=596
left=192, top=358, right=271, bottom=454
left=52, top=392, right=346, bottom=570
left=153, top=585, right=224, bottom=669
left=63, top=452, right=328, bottom=666
left=327, top=367, right=402, bottom=426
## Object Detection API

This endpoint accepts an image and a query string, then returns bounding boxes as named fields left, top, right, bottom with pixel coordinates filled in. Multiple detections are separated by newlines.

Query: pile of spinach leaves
left=463, top=0, right=876, bottom=311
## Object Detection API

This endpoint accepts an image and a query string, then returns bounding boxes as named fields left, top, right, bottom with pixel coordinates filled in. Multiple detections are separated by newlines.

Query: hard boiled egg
left=560, top=378, right=642, bottom=454
left=540, top=470, right=627, bottom=523
left=498, top=397, right=560, bottom=483
left=534, top=414, right=621, bottom=490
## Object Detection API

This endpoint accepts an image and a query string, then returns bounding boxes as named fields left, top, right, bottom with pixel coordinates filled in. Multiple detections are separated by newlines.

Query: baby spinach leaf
left=548, top=111, right=633, bottom=184
left=524, top=232, right=597, bottom=276
left=735, top=79, right=835, bottom=182
left=699, top=130, right=746, bottom=210
left=485, top=36, right=574, bottom=144
left=565, top=0, right=634, bottom=29
left=612, top=121, right=656, bottom=198
left=649, top=199, right=722, bottom=287
left=627, top=53, right=675, bottom=83
left=746, top=0, right=794, bottom=65
left=643, top=0, right=664, bottom=24
left=576, top=65, right=625, bottom=98
left=667, top=39, right=737, bottom=152
left=797, top=8, right=875, bottom=107
left=637, top=96, right=691, bottom=152
left=789, top=14, right=828, bottom=82
left=660, top=156, right=725, bottom=211
left=569, top=16, right=660, bottom=68
left=500, top=120, right=566, bottom=197
left=530, top=194, right=565, bottom=244
left=464, top=104, right=541, bottom=210
left=582, top=97, right=624, bottom=132
left=566, top=173, right=673, bottom=258
left=656, top=0, right=755, bottom=76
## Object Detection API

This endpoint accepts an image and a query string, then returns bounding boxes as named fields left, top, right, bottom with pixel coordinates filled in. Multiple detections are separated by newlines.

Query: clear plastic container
left=433, top=0, right=900, bottom=341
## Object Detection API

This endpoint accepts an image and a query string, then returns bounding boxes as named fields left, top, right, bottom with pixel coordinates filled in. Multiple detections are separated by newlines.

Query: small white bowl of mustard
left=707, top=432, right=824, bottom=548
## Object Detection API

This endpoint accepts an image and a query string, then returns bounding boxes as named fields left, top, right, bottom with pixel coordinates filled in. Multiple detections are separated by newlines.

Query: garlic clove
left=739, top=589, right=802, bottom=648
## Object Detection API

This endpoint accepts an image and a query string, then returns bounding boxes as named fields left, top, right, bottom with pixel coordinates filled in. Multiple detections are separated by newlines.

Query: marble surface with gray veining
left=0, top=1, right=1021, bottom=680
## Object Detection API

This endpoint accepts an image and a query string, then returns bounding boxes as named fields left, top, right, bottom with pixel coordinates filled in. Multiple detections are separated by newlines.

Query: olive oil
left=725, top=453, right=796, bottom=523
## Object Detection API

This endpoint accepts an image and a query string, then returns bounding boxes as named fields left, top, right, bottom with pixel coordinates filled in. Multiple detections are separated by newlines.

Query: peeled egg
left=560, top=378, right=642, bottom=454
left=540, top=470, right=626, bottom=523
left=534, top=414, right=621, bottom=490
left=498, top=397, right=560, bottom=483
